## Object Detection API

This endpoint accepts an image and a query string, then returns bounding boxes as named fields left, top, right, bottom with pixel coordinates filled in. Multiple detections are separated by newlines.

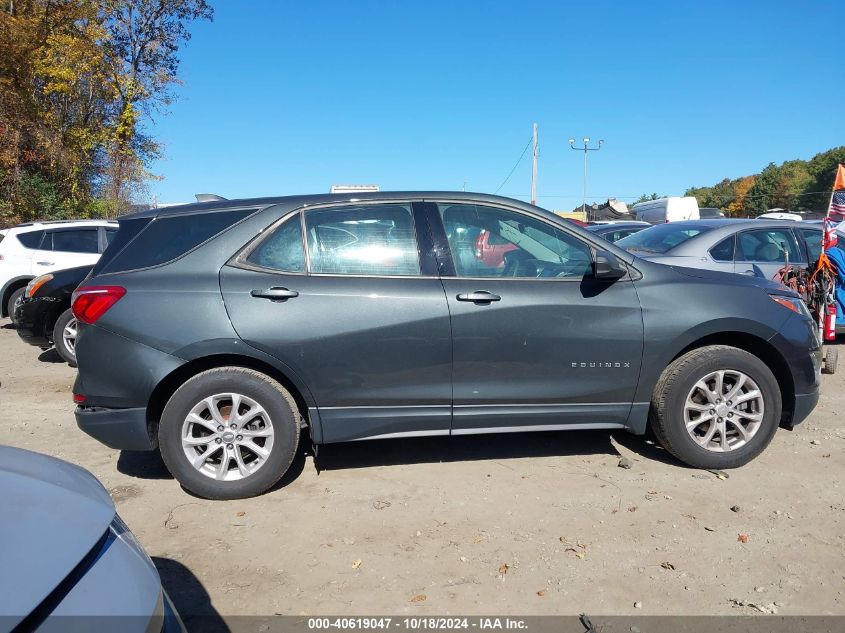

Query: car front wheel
left=7, top=287, right=25, bottom=325
left=159, top=367, right=300, bottom=499
left=650, top=345, right=781, bottom=469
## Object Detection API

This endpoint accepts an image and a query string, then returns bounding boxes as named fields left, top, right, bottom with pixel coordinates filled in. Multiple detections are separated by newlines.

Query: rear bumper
left=75, top=406, right=157, bottom=451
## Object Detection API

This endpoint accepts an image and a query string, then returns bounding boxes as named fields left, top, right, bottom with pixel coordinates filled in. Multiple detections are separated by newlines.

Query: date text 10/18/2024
left=307, top=618, right=528, bottom=631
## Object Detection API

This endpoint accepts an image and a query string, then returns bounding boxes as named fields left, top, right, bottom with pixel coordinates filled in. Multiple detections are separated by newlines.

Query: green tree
left=744, top=163, right=781, bottom=215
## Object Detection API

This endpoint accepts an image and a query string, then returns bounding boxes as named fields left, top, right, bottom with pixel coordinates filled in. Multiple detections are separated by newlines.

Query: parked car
left=0, top=445, right=183, bottom=633
left=71, top=192, right=820, bottom=499
left=699, top=207, right=726, bottom=219
left=757, top=212, right=803, bottom=221
left=632, top=196, right=699, bottom=224
left=0, top=220, right=117, bottom=324
left=615, top=219, right=824, bottom=280
left=14, top=265, right=91, bottom=365
left=474, top=228, right=518, bottom=267
left=587, top=221, right=650, bottom=243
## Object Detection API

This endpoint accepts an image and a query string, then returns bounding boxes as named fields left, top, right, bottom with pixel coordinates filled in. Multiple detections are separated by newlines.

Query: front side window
left=304, top=204, right=420, bottom=276
left=798, top=229, right=823, bottom=263
left=49, top=229, right=99, bottom=253
left=737, top=229, right=800, bottom=263
left=438, top=203, right=592, bottom=279
left=246, top=213, right=306, bottom=273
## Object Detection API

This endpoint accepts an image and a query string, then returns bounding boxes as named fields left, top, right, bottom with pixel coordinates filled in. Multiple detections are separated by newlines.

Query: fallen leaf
left=235, top=511, right=246, bottom=517
left=660, top=561, right=675, bottom=570
left=373, top=500, right=391, bottom=510
left=499, top=563, right=509, bottom=574
left=537, top=589, right=547, bottom=597
left=410, top=594, right=426, bottom=603
left=704, top=526, right=716, bottom=532
left=628, top=505, right=638, bottom=512
left=352, top=559, right=362, bottom=569
left=737, top=533, right=749, bottom=543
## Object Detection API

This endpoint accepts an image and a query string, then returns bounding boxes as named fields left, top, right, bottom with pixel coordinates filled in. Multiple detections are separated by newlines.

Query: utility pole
left=568, top=137, right=604, bottom=219
left=530, top=123, right=538, bottom=205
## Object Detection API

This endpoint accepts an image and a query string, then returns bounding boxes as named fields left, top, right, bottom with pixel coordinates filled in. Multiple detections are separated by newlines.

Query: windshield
left=616, top=223, right=714, bottom=254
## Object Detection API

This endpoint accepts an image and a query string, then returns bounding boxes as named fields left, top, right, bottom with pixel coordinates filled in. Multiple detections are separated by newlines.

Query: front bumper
left=789, top=390, right=820, bottom=428
left=13, top=296, right=57, bottom=348
left=75, top=406, right=157, bottom=451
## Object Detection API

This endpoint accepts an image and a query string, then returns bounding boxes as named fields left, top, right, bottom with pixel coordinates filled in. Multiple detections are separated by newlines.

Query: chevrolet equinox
left=71, top=193, right=821, bottom=499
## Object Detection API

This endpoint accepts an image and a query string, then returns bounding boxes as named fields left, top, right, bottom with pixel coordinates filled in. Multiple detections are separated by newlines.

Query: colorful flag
left=824, top=217, right=839, bottom=249
left=832, top=190, right=845, bottom=216
left=835, top=164, right=845, bottom=192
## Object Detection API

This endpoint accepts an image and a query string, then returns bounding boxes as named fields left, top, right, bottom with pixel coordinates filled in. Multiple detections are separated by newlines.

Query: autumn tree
left=0, top=0, right=212, bottom=224
left=98, top=0, right=212, bottom=213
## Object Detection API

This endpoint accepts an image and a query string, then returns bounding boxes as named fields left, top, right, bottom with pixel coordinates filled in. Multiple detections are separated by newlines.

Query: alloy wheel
left=683, top=369, right=764, bottom=452
left=181, top=393, right=275, bottom=481
left=62, top=317, right=78, bottom=356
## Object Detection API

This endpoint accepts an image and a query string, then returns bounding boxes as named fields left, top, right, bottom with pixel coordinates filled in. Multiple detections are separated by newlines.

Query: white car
left=0, top=220, right=117, bottom=321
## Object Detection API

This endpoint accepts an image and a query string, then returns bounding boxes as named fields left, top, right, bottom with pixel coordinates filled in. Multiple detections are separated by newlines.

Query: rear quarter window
left=16, top=230, right=44, bottom=249
left=97, top=208, right=257, bottom=274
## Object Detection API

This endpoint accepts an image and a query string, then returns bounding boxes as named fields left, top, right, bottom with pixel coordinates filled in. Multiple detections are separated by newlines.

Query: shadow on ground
left=117, top=427, right=686, bottom=489
left=153, top=557, right=229, bottom=633
left=37, top=348, right=64, bottom=363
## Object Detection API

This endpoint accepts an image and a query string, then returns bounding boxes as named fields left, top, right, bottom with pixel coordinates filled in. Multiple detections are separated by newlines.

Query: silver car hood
left=0, top=446, right=114, bottom=624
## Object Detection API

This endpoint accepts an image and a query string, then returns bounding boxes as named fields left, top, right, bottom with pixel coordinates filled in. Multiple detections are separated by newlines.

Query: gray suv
left=71, top=193, right=821, bottom=499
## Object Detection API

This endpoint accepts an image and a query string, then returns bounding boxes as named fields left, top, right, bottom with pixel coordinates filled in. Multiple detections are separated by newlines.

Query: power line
left=494, top=136, right=533, bottom=194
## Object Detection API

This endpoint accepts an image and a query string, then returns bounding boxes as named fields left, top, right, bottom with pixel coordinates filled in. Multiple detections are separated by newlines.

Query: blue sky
left=147, top=0, right=844, bottom=209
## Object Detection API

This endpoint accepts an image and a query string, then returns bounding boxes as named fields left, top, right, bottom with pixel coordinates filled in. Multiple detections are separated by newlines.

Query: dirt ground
left=1, top=321, right=843, bottom=625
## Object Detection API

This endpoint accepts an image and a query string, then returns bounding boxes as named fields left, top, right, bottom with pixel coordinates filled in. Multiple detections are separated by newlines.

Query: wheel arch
left=146, top=353, right=316, bottom=440
left=668, top=332, right=795, bottom=426
left=1, top=276, right=33, bottom=317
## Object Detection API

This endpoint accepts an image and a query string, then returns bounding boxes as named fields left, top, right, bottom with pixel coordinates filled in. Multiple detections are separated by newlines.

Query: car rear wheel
left=159, top=367, right=300, bottom=499
left=52, top=308, right=78, bottom=366
left=650, top=345, right=781, bottom=469
left=7, top=287, right=25, bottom=325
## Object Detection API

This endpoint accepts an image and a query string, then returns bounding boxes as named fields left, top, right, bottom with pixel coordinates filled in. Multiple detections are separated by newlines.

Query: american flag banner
left=831, top=190, right=845, bottom=217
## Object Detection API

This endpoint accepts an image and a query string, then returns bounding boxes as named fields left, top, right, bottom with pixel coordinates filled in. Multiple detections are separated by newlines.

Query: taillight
left=73, top=393, right=86, bottom=404
left=71, top=285, right=126, bottom=324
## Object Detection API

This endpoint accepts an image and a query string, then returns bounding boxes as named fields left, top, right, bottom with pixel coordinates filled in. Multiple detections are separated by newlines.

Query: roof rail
left=195, top=193, right=228, bottom=202
left=14, top=219, right=115, bottom=228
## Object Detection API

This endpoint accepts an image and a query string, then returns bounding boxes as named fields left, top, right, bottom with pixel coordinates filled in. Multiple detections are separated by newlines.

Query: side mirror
left=593, top=249, right=626, bottom=280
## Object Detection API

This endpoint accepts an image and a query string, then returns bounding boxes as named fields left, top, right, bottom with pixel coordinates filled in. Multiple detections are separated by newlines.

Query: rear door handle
left=36, top=261, right=54, bottom=266
left=250, top=287, right=299, bottom=300
left=456, top=291, right=501, bottom=303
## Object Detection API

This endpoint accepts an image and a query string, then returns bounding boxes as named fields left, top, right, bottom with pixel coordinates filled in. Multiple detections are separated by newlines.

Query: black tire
left=52, top=308, right=78, bottom=367
left=7, top=287, right=25, bottom=325
left=823, top=346, right=838, bottom=375
left=159, top=367, right=300, bottom=500
left=650, top=345, right=781, bottom=469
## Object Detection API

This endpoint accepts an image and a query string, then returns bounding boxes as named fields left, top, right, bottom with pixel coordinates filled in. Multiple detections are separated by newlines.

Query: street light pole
left=568, top=137, right=604, bottom=219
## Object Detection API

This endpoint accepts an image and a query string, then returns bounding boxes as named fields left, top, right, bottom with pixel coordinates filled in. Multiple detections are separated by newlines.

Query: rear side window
left=246, top=214, right=306, bottom=272
left=91, top=218, right=152, bottom=275
left=16, top=230, right=44, bottom=249
left=304, top=204, right=420, bottom=276
left=709, top=236, right=735, bottom=262
left=98, top=209, right=256, bottom=274
left=616, top=224, right=712, bottom=254
left=48, top=229, right=99, bottom=253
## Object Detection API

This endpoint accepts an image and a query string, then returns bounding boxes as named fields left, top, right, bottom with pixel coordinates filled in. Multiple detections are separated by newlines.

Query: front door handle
left=250, top=287, right=299, bottom=300
left=456, top=291, right=501, bottom=303
left=36, top=261, right=54, bottom=266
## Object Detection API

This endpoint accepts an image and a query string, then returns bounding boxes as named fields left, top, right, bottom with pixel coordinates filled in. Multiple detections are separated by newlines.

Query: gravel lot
left=1, top=321, right=843, bottom=626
